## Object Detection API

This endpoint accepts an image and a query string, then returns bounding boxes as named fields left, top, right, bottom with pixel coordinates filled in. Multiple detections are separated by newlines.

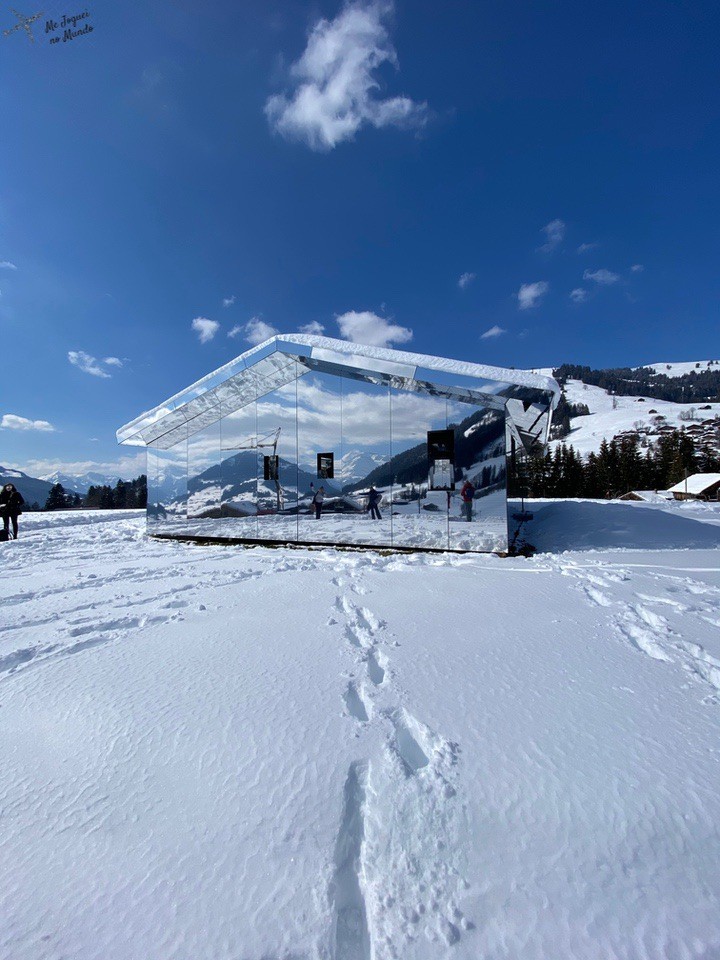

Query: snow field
left=1, top=506, right=720, bottom=959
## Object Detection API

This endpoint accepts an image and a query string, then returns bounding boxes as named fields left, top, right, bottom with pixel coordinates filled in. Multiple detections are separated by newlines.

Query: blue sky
left=1, top=0, right=719, bottom=476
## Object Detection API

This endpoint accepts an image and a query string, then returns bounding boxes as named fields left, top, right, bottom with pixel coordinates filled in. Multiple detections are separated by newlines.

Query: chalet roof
left=667, top=473, right=720, bottom=495
left=621, top=490, right=674, bottom=502
left=117, top=334, right=560, bottom=451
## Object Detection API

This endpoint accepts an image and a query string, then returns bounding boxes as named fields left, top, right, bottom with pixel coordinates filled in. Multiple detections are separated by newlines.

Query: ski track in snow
left=330, top=567, right=471, bottom=955
left=561, top=560, right=720, bottom=702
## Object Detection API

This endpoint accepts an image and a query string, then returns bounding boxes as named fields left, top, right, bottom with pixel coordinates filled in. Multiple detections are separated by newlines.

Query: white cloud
left=265, top=0, right=427, bottom=151
left=570, top=288, right=588, bottom=303
left=458, top=272, right=475, bottom=289
left=16, top=453, right=147, bottom=480
left=222, top=295, right=236, bottom=307
left=538, top=219, right=565, bottom=253
left=0, top=260, right=17, bottom=270
left=577, top=242, right=598, bottom=254
left=244, top=317, right=280, bottom=345
left=1, top=414, right=55, bottom=432
left=192, top=317, right=220, bottom=343
left=516, top=281, right=549, bottom=310
left=220, top=377, right=464, bottom=460
left=185, top=376, right=467, bottom=468
left=480, top=325, right=505, bottom=339
left=583, top=268, right=619, bottom=285
left=299, top=321, right=326, bottom=335
left=630, top=263, right=644, bottom=273
left=103, top=356, right=123, bottom=367
left=227, top=324, right=243, bottom=339
left=336, top=310, right=412, bottom=347
left=68, top=351, right=112, bottom=378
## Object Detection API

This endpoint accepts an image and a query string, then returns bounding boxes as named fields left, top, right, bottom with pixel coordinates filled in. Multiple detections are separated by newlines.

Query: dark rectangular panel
left=263, top=455, right=279, bottom=481
left=427, top=429, right=455, bottom=463
left=317, top=452, right=335, bottom=479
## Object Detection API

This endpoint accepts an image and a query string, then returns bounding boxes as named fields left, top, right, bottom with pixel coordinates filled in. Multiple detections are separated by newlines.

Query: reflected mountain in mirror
left=119, top=335, right=559, bottom=553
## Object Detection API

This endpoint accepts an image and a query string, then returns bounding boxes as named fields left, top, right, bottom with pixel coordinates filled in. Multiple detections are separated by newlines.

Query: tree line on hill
left=553, top=363, right=720, bottom=403
left=43, top=476, right=148, bottom=511
left=548, top=393, right=591, bottom=441
left=509, top=430, right=720, bottom=499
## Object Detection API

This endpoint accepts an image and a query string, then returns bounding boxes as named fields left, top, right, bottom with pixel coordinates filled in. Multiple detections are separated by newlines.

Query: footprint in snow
left=343, top=681, right=370, bottom=723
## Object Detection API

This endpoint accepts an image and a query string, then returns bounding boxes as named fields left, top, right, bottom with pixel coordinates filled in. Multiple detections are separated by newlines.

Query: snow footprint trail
left=562, top=561, right=720, bottom=702
left=335, top=589, right=389, bottom=698
left=330, top=761, right=371, bottom=960
left=330, top=566, right=472, bottom=953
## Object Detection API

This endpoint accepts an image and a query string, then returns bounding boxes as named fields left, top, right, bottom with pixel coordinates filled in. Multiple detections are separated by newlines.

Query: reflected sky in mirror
left=143, top=360, right=532, bottom=552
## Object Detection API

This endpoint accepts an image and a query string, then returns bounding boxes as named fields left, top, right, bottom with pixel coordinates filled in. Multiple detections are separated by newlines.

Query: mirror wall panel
left=218, top=389, right=258, bottom=541
left=339, top=375, right=393, bottom=547
left=447, top=406, right=508, bottom=552
left=151, top=428, right=188, bottom=534
left=389, top=389, right=450, bottom=550
left=144, top=370, right=512, bottom=552
left=187, top=421, right=223, bottom=537
left=255, top=366, right=300, bottom=542
left=146, top=444, right=160, bottom=533
left=295, top=371, right=343, bottom=544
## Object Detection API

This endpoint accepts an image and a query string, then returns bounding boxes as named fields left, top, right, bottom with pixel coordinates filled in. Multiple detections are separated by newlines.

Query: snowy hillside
left=639, top=359, right=719, bottom=378
left=550, top=379, right=720, bottom=457
left=1, top=505, right=719, bottom=959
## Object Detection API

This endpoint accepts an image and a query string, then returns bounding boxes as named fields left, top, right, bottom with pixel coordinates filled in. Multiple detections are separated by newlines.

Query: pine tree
left=114, top=480, right=128, bottom=509
left=44, top=483, right=67, bottom=511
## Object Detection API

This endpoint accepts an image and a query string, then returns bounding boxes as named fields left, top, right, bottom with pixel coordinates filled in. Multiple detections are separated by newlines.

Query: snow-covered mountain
left=40, top=470, right=128, bottom=495
left=551, top=378, right=720, bottom=457
left=178, top=451, right=340, bottom=518
left=336, top=450, right=387, bottom=484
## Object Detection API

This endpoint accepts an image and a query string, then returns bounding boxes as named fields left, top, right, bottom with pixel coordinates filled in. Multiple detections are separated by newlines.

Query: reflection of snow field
left=150, top=489, right=508, bottom=552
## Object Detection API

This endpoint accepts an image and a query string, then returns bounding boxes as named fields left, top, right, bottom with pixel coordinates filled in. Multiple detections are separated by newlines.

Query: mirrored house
left=117, top=335, right=560, bottom=553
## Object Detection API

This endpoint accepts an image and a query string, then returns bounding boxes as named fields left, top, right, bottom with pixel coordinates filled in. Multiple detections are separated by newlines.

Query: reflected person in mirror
left=460, top=478, right=475, bottom=522
left=313, top=486, right=325, bottom=519
left=367, top=485, right=382, bottom=520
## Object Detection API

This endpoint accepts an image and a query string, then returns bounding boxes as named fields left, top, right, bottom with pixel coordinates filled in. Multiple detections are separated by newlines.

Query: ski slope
left=639, top=360, right=719, bottom=378
left=1, top=506, right=720, bottom=959
left=551, top=379, right=720, bottom=457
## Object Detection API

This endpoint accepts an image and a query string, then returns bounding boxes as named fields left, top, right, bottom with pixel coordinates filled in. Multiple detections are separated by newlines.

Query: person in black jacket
left=366, top=486, right=382, bottom=520
left=0, top=483, right=25, bottom=539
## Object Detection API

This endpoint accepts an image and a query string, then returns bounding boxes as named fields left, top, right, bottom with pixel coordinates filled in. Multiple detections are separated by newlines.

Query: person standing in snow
left=313, top=486, right=325, bottom=520
left=0, top=483, right=25, bottom=540
left=366, top=485, right=382, bottom=520
left=460, top=478, right=475, bottom=522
